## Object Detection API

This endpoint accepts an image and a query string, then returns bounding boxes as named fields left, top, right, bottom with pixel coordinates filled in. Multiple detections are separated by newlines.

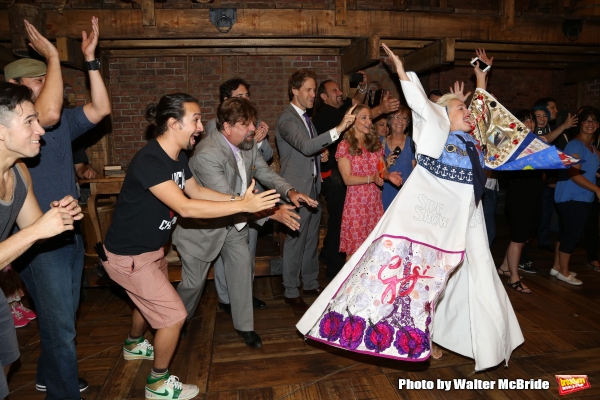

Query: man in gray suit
left=275, top=69, right=356, bottom=312
left=198, top=78, right=279, bottom=325
left=173, top=98, right=315, bottom=347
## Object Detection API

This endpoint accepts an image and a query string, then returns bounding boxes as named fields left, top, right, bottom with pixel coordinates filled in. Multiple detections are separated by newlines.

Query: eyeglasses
left=393, top=115, right=410, bottom=123
left=583, top=119, right=599, bottom=125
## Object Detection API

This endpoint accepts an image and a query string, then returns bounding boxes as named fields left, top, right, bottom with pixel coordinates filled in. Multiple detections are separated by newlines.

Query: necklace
left=0, top=169, right=14, bottom=201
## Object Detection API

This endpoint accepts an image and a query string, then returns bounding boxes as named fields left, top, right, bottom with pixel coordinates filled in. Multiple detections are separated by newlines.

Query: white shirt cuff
left=257, top=140, right=264, bottom=148
left=329, top=127, right=339, bottom=142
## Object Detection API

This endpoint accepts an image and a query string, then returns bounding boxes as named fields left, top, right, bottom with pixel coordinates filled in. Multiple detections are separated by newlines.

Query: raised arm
left=81, top=17, right=111, bottom=124
left=381, top=43, right=409, bottom=82
left=473, top=48, right=493, bottom=91
left=24, top=20, right=62, bottom=126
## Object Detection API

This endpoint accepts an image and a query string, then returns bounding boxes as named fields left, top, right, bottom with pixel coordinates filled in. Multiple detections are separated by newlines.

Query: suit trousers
left=214, top=222, right=259, bottom=304
left=282, top=185, right=321, bottom=298
left=176, top=225, right=254, bottom=331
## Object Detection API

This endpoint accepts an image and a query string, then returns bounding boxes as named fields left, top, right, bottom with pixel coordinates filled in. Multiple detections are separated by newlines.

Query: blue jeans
left=482, top=188, right=498, bottom=246
left=17, top=232, right=84, bottom=400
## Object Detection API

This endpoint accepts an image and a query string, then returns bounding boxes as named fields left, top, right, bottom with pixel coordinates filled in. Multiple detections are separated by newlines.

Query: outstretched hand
left=241, top=180, right=280, bottom=213
left=379, top=91, right=400, bottom=114
left=24, top=19, right=58, bottom=60
left=449, top=81, right=472, bottom=103
left=82, top=16, right=99, bottom=61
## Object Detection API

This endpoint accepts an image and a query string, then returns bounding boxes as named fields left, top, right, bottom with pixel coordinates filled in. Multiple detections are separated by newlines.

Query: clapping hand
left=24, top=19, right=58, bottom=60
left=82, top=16, right=99, bottom=61
left=254, top=121, right=269, bottom=143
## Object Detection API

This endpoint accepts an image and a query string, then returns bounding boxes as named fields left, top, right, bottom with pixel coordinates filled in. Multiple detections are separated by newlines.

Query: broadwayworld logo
left=556, top=375, right=590, bottom=396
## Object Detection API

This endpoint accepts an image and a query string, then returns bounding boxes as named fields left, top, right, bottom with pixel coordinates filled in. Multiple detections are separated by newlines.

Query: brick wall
left=109, top=55, right=340, bottom=167
left=581, top=78, right=600, bottom=108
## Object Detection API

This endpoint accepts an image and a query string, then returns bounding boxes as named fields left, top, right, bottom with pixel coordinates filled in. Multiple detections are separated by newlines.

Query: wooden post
left=7, top=4, right=45, bottom=58
left=501, top=0, right=515, bottom=31
left=56, top=37, right=85, bottom=70
left=335, top=0, right=347, bottom=26
left=142, top=0, right=156, bottom=27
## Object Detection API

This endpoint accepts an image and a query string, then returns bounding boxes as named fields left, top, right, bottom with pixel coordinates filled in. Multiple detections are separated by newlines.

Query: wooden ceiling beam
left=454, top=60, right=568, bottom=69
left=0, top=9, right=594, bottom=45
left=105, top=47, right=341, bottom=57
left=455, top=42, right=600, bottom=54
left=403, top=38, right=454, bottom=74
left=454, top=50, right=600, bottom=64
left=141, top=0, right=156, bottom=27
left=341, top=36, right=380, bottom=74
left=99, top=38, right=352, bottom=49
left=501, top=0, right=515, bottom=31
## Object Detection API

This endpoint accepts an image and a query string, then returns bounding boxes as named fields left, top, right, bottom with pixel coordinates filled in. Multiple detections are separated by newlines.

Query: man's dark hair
left=145, top=92, right=198, bottom=137
left=428, top=89, right=443, bottom=98
left=288, top=69, right=317, bottom=101
left=0, top=81, right=34, bottom=126
left=313, top=79, right=334, bottom=118
left=216, top=97, right=258, bottom=132
left=219, top=78, right=251, bottom=103
left=533, top=97, right=557, bottom=108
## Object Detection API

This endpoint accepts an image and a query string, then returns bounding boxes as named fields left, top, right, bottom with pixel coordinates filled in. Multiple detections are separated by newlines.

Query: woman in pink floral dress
left=337, top=105, right=402, bottom=259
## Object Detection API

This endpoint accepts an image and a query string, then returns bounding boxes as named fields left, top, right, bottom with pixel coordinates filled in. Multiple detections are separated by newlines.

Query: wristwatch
left=84, top=59, right=101, bottom=71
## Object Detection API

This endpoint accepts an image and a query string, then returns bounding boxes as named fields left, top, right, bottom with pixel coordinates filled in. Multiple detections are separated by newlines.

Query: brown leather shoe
left=303, top=286, right=324, bottom=296
left=284, top=296, right=309, bottom=312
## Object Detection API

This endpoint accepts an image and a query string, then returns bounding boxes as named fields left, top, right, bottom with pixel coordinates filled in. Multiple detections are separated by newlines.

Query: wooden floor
left=7, top=226, right=600, bottom=399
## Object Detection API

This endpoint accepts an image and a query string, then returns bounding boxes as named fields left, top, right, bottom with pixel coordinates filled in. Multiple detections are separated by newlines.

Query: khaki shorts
left=102, top=247, right=187, bottom=329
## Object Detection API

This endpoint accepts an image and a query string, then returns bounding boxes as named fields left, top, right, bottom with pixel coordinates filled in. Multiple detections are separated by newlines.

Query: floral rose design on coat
left=339, top=315, right=366, bottom=350
left=319, top=311, right=344, bottom=342
left=364, top=321, right=395, bottom=353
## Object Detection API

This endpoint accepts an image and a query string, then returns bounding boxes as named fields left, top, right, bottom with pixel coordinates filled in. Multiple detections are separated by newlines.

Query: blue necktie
left=456, top=135, right=486, bottom=206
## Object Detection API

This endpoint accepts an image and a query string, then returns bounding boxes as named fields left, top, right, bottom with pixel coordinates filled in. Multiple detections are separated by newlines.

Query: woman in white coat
left=297, top=45, right=524, bottom=371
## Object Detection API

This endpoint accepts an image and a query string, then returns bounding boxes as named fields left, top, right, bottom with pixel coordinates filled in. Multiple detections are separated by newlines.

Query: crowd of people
left=0, top=15, right=599, bottom=400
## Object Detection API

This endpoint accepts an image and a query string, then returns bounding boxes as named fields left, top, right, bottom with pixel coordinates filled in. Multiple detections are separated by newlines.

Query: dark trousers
left=320, top=169, right=347, bottom=278
left=537, top=185, right=555, bottom=246
left=584, top=196, right=600, bottom=262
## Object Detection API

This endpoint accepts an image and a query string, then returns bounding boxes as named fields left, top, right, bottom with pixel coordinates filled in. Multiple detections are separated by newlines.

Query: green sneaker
left=145, top=373, right=199, bottom=400
left=123, top=337, right=154, bottom=360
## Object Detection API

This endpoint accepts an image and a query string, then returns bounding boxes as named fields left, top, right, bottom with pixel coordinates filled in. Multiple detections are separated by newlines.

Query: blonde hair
left=435, top=93, right=460, bottom=108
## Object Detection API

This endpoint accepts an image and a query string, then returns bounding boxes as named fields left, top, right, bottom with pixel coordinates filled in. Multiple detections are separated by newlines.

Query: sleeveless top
left=1, top=165, right=28, bottom=242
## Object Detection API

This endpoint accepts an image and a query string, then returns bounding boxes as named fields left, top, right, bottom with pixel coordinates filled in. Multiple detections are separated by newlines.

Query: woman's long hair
left=344, top=104, right=381, bottom=156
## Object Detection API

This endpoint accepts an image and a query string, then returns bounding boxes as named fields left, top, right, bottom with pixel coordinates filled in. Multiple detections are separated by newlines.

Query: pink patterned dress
left=336, top=140, right=384, bottom=255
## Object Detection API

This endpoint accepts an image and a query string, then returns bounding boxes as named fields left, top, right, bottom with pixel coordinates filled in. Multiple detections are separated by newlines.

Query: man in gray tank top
left=0, top=82, right=83, bottom=400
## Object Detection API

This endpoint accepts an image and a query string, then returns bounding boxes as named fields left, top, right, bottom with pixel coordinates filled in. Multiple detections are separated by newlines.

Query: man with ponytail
left=102, top=93, right=280, bottom=400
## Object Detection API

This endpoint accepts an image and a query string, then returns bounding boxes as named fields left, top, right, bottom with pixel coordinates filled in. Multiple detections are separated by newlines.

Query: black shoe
left=218, top=302, right=232, bottom=315
left=235, top=330, right=262, bottom=348
left=518, top=261, right=538, bottom=274
left=180, top=320, right=189, bottom=339
left=36, top=377, right=89, bottom=392
left=252, top=296, right=266, bottom=309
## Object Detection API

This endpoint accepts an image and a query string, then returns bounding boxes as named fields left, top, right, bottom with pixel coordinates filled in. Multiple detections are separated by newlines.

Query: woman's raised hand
left=475, top=48, right=493, bottom=68
left=382, top=43, right=409, bottom=81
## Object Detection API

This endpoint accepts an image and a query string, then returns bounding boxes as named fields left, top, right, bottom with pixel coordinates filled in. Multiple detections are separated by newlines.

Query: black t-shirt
left=312, top=98, right=353, bottom=173
left=105, top=139, right=192, bottom=255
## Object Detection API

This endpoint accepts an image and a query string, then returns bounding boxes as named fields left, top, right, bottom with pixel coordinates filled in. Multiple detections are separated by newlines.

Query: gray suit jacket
left=275, top=104, right=333, bottom=195
left=172, top=130, right=291, bottom=262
